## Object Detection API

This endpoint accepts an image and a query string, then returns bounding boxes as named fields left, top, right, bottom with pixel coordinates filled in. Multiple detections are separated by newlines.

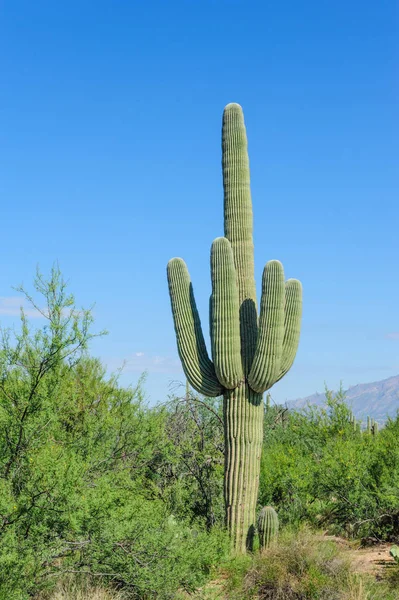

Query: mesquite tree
left=167, top=103, right=302, bottom=552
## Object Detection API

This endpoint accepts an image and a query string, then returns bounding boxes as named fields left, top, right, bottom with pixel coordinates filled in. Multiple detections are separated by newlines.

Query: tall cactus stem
left=222, top=103, right=257, bottom=374
left=167, top=103, right=302, bottom=553
left=224, top=384, right=263, bottom=553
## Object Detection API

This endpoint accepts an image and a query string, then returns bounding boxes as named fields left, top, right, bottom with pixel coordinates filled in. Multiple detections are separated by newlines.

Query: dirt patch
left=315, top=534, right=397, bottom=576
left=347, top=543, right=396, bottom=576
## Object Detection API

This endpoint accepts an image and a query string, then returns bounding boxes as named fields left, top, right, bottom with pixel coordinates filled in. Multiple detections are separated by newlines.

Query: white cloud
left=386, top=332, right=399, bottom=340
left=0, top=297, right=44, bottom=318
left=107, top=352, right=182, bottom=374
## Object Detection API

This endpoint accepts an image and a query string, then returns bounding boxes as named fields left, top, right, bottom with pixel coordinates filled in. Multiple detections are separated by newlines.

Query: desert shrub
left=259, top=391, right=399, bottom=541
left=0, top=269, right=228, bottom=600
left=50, top=494, right=227, bottom=599
left=156, top=390, right=224, bottom=528
left=2, top=267, right=399, bottom=600
left=222, top=527, right=398, bottom=600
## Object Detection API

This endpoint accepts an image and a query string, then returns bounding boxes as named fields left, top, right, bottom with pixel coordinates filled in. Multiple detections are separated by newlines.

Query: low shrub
left=260, top=392, right=399, bottom=541
left=221, top=528, right=398, bottom=600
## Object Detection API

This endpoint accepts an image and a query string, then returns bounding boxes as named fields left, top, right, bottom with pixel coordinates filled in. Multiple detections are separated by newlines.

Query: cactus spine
left=167, top=104, right=302, bottom=552
left=258, top=506, right=279, bottom=550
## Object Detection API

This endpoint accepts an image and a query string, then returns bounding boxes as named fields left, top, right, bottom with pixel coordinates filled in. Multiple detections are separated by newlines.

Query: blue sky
left=1, top=1, right=398, bottom=404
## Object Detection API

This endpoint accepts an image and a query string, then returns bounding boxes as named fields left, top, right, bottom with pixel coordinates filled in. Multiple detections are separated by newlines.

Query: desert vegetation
left=0, top=268, right=398, bottom=599
left=1, top=105, right=398, bottom=599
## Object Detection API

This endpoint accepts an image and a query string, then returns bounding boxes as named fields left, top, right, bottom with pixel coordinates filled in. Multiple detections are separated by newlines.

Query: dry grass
left=35, top=532, right=399, bottom=600
left=343, top=575, right=369, bottom=600
left=213, top=528, right=399, bottom=600
left=36, top=579, right=122, bottom=600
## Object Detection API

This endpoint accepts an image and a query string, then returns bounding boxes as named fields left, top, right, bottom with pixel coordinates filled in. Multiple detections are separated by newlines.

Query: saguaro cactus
left=258, top=506, right=279, bottom=550
left=167, top=103, right=302, bottom=552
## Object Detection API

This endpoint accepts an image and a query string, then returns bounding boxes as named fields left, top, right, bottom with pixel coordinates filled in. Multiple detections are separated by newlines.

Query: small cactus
left=367, top=416, right=371, bottom=434
left=349, top=411, right=357, bottom=431
left=257, top=506, right=279, bottom=550
left=390, top=545, right=399, bottom=564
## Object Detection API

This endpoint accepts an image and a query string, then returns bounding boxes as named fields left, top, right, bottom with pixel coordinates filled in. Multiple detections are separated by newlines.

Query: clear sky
left=1, top=1, right=398, bottom=404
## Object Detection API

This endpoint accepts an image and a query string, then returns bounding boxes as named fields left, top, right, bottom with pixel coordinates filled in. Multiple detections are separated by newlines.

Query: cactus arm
left=167, top=258, right=223, bottom=397
left=210, top=237, right=243, bottom=389
left=248, top=261, right=285, bottom=393
left=276, top=278, right=302, bottom=382
left=222, top=103, right=258, bottom=374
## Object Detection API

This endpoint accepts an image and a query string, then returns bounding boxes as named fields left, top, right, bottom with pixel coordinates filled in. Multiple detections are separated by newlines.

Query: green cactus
left=257, top=506, right=279, bottom=550
left=349, top=411, right=357, bottom=431
left=167, top=103, right=302, bottom=552
left=390, top=545, right=399, bottom=564
left=367, top=416, right=371, bottom=434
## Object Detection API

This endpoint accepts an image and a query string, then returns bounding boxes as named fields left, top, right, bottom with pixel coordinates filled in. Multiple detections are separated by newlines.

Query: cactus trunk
left=224, top=384, right=263, bottom=552
left=167, top=103, right=302, bottom=553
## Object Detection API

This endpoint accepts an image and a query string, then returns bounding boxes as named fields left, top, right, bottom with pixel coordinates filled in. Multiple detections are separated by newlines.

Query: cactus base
left=224, top=384, right=263, bottom=553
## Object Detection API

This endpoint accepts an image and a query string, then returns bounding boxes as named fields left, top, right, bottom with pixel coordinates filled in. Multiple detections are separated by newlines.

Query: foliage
left=0, top=269, right=228, bottom=600
left=219, top=527, right=399, bottom=600
left=259, top=390, right=399, bottom=541
left=2, top=267, right=399, bottom=599
left=158, top=387, right=224, bottom=529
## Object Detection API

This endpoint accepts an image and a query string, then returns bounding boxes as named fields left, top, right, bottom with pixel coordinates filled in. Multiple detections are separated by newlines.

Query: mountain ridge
left=289, top=374, right=399, bottom=422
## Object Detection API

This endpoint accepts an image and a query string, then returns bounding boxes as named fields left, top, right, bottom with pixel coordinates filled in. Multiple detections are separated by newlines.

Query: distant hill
left=290, top=374, right=399, bottom=422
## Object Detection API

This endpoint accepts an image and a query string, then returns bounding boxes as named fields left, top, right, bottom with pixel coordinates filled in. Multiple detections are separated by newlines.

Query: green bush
left=259, top=391, right=399, bottom=541
left=0, top=269, right=228, bottom=600
left=2, top=267, right=399, bottom=599
left=222, top=527, right=398, bottom=600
